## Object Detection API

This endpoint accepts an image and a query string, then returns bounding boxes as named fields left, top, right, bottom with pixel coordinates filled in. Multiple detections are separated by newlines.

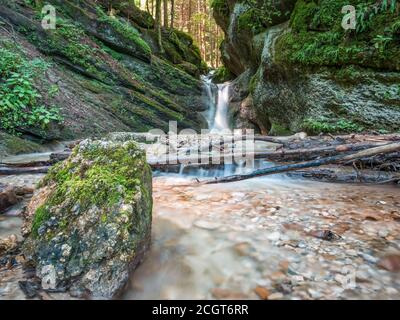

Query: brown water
left=1, top=172, right=400, bottom=300
left=123, top=175, right=400, bottom=300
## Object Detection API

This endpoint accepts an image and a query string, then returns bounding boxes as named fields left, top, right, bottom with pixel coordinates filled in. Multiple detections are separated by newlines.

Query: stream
left=1, top=78, right=400, bottom=300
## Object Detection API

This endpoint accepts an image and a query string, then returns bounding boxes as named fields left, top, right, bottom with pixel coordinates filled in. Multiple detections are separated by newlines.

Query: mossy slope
left=0, top=0, right=207, bottom=154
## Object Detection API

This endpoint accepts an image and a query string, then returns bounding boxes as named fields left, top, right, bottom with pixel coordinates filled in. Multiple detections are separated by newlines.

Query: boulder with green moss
left=213, top=0, right=400, bottom=135
left=22, top=139, right=152, bottom=299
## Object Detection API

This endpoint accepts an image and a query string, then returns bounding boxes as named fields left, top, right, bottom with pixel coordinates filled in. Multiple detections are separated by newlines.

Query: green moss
left=211, top=0, right=229, bottom=15
left=290, top=0, right=319, bottom=31
left=302, top=117, right=364, bottom=135
left=35, top=141, right=152, bottom=238
left=249, top=71, right=261, bottom=94
left=213, top=66, right=234, bottom=83
left=269, top=123, right=292, bottom=136
left=275, top=0, right=400, bottom=71
left=32, top=205, right=52, bottom=237
left=0, top=131, right=43, bottom=156
left=25, top=17, right=108, bottom=80
left=97, top=8, right=151, bottom=58
left=237, top=0, right=291, bottom=34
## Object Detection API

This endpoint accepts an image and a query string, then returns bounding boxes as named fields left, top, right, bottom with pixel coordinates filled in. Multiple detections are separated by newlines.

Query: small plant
left=372, top=34, right=393, bottom=53
left=0, top=47, right=62, bottom=134
left=238, top=0, right=283, bottom=34
left=303, top=117, right=364, bottom=134
left=48, top=84, right=59, bottom=98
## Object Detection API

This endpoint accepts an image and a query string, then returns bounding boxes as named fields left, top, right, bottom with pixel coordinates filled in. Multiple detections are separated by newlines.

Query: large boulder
left=22, top=139, right=153, bottom=299
left=214, top=0, right=400, bottom=135
left=212, top=0, right=296, bottom=76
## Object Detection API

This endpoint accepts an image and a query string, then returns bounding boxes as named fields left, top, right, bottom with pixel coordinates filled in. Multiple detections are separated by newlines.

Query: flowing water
left=201, top=73, right=231, bottom=132
left=121, top=76, right=400, bottom=300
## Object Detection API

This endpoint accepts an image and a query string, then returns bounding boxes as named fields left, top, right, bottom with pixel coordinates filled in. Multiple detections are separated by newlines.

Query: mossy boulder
left=22, top=139, right=153, bottom=299
left=213, top=0, right=400, bottom=135
left=212, top=0, right=296, bottom=76
left=0, top=131, right=44, bottom=157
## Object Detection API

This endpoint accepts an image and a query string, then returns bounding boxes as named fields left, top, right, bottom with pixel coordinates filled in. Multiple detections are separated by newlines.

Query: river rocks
left=0, top=234, right=18, bottom=256
left=22, top=139, right=153, bottom=299
left=378, top=255, right=400, bottom=272
left=0, top=186, right=18, bottom=214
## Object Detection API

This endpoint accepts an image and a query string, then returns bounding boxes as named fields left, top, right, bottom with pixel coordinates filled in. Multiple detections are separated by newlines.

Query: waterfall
left=213, top=83, right=231, bottom=131
left=202, top=72, right=231, bottom=131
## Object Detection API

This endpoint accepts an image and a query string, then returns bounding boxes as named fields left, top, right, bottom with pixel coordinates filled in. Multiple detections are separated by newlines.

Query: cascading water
left=201, top=73, right=231, bottom=132
left=212, top=83, right=231, bottom=131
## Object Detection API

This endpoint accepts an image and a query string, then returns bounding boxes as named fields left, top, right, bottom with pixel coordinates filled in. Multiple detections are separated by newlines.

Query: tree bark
left=155, top=0, right=164, bottom=53
left=163, top=0, right=168, bottom=28
left=170, top=0, right=175, bottom=29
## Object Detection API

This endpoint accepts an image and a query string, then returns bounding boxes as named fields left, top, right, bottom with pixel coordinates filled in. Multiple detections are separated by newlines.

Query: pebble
left=378, top=229, right=389, bottom=238
left=308, top=288, right=322, bottom=299
left=267, top=231, right=281, bottom=241
left=361, top=253, right=378, bottom=264
left=385, top=287, right=398, bottom=295
left=254, top=286, right=270, bottom=300
left=290, top=275, right=304, bottom=283
left=193, top=220, right=221, bottom=230
left=268, top=292, right=284, bottom=300
left=346, top=249, right=358, bottom=257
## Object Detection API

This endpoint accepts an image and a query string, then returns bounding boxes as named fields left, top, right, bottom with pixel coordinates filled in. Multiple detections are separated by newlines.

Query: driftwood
left=201, top=143, right=400, bottom=184
left=0, top=166, right=50, bottom=175
left=288, top=167, right=400, bottom=184
left=148, top=142, right=382, bottom=166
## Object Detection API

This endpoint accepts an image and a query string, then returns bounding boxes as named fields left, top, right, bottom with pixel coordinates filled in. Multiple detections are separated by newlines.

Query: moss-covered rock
left=275, top=0, right=400, bottom=71
left=212, top=66, right=235, bottom=83
left=0, top=131, right=44, bottom=157
left=213, top=0, right=400, bottom=135
left=22, top=139, right=152, bottom=298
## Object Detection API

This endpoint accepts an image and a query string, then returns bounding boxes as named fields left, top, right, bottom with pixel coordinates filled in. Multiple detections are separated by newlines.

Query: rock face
left=212, top=0, right=400, bottom=135
left=22, top=140, right=153, bottom=299
left=0, top=0, right=208, bottom=156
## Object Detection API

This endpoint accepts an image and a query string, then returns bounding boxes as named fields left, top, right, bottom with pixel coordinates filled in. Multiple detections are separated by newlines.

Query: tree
left=155, top=0, right=164, bottom=53
left=144, top=0, right=223, bottom=67
left=163, top=0, right=168, bottom=28
left=170, top=0, right=175, bottom=29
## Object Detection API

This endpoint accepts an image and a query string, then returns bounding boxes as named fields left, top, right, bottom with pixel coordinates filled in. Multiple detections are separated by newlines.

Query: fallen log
left=0, top=166, right=50, bottom=175
left=201, top=143, right=400, bottom=184
left=288, top=167, right=400, bottom=184
left=0, top=142, right=386, bottom=176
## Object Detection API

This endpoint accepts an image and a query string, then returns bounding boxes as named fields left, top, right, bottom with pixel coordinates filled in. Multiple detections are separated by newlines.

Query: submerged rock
left=0, top=185, right=18, bottom=214
left=22, top=139, right=153, bottom=299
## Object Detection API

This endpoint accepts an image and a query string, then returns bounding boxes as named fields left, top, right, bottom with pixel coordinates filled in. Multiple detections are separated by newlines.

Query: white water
left=202, top=73, right=231, bottom=132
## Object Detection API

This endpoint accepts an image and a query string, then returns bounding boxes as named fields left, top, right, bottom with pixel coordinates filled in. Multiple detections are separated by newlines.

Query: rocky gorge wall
left=0, top=0, right=209, bottom=156
left=212, top=0, right=400, bottom=135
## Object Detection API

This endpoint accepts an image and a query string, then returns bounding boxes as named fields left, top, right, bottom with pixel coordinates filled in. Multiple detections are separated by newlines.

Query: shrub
left=0, top=46, right=62, bottom=134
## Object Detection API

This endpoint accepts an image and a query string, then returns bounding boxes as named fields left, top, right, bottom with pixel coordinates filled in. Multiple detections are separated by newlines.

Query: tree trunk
left=155, top=0, right=164, bottom=53
left=163, top=0, right=168, bottom=28
left=170, top=0, right=175, bottom=29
